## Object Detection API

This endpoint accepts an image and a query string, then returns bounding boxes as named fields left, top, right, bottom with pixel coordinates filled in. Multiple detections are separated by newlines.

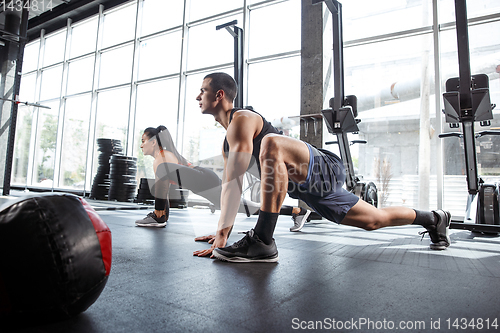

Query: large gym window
left=42, top=31, right=65, bottom=67
left=31, top=101, right=60, bottom=187
left=182, top=69, right=233, bottom=165
left=94, top=87, right=131, bottom=151
left=247, top=56, right=301, bottom=137
left=438, top=0, right=500, bottom=22
left=248, top=0, right=301, bottom=59
left=98, top=45, right=134, bottom=89
left=337, top=34, right=437, bottom=209
left=188, top=0, right=243, bottom=23
left=100, top=3, right=137, bottom=50
left=11, top=106, right=32, bottom=185
left=69, top=18, right=98, bottom=59
left=21, top=41, right=40, bottom=74
left=440, top=19, right=500, bottom=215
left=13, top=0, right=500, bottom=217
left=18, top=73, right=36, bottom=102
left=342, top=0, right=433, bottom=42
left=137, top=31, right=182, bottom=81
left=66, top=56, right=94, bottom=95
left=186, top=14, right=242, bottom=71
left=58, top=94, right=92, bottom=189
left=140, top=0, right=184, bottom=37
left=134, top=78, right=180, bottom=180
left=39, top=65, right=63, bottom=101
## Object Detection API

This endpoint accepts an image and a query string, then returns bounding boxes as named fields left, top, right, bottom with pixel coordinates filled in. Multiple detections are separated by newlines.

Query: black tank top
left=223, top=108, right=281, bottom=177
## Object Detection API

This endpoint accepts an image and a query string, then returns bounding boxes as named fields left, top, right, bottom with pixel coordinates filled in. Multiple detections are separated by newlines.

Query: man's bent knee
left=260, top=134, right=282, bottom=161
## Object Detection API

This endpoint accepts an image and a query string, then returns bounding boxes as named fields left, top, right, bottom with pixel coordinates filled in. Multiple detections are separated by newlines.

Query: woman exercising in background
left=135, top=125, right=221, bottom=227
left=135, top=125, right=311, bottom=232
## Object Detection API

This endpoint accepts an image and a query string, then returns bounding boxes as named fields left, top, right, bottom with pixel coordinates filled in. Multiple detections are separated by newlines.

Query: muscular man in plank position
left=193, top=72, right=450, bottom=262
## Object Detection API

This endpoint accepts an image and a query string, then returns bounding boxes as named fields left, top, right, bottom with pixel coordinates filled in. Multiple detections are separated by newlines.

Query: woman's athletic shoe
left=212, top=229, right=279, bottom=263
left=290, top=209, right=312, bottom=232
left=135, top=212, right=167, bottom=228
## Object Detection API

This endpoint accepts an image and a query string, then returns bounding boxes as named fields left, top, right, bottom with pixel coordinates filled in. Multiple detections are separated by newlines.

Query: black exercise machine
left=439, top=0, right=500, bottom=233
left=313, top=0, right=378, bottom=207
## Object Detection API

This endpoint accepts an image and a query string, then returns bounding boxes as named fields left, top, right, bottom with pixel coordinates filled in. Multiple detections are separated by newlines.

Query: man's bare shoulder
left=229, top=109, right=262, bottom=130
left=226, top=110, right=261, bottom=147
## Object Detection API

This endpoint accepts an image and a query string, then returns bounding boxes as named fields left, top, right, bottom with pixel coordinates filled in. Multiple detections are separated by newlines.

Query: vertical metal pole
left=326, top=0, right=343, bottom=112
left=433, top=0, right=444, bottom=209
left=3, top=1, right=29, bottom=195
left=454, top=0, right=478, bottom=194
left=463, top=121, right=478, bottom=193
left=217, top=21, right=244, bottom=107
left=126, top=0, right=141, bottom=157
left=242, top=0, right=250, bottom=108
left=322, top=0, right=356, bottom=191
left=53, top=18, right=73, bottom=189
left=455, top=0, right=471, bottom=110
left=177, top=0, right=190, bottom=156
left=336, top=132, right=356, bottom=191
left=234, top=26, right=244, bottom=108
left=86, top=5, right=104, bottom=194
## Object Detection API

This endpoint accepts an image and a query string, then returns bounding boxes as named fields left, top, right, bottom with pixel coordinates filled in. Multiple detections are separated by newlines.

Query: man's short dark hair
left=204, top=72, right=238, bottom=102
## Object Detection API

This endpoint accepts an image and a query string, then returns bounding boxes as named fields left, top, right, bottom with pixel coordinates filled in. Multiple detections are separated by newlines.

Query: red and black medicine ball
left=0, top=193, right=112, bottom=320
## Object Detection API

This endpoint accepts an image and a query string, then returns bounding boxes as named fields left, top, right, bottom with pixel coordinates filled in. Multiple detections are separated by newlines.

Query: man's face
left=196, top=78, right=218, bottom=114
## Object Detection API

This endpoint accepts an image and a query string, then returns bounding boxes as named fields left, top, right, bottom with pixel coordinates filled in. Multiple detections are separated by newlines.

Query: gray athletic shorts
left=287, top=143, right=359, bottom=223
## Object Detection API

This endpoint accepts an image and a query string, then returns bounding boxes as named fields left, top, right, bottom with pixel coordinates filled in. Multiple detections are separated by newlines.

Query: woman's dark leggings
left=153, top=162, right=298, bottom=217
left=155, top=197, right=170, bottom=220
left=155, top=163, right=222, bottom=208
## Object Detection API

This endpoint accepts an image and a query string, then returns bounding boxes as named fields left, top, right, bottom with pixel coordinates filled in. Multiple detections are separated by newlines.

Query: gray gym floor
left=4, top=199, right=500, bottom=333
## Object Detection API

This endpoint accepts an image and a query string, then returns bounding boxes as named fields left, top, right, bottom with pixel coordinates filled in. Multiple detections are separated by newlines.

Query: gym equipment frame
left=216, top=20, right=244, bottom=108
left=440, top=0, right=500, bottom=233
left=217, top=20, right=258, bottom=215
left=313, top=0, right=378, bottom=207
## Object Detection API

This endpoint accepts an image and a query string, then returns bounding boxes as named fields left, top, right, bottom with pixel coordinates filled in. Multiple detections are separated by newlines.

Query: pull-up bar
left=216, top=20, right=244, bottom=108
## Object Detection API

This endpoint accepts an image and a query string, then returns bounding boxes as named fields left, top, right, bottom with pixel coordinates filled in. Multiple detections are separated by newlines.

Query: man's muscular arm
left=193, top=111, right=259, bottom=257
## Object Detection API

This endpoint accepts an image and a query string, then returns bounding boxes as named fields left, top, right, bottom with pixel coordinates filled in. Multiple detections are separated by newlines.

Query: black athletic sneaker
left=419, top=209, right=451, bottom=250
left=212, top=229, right=279, bottom=263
